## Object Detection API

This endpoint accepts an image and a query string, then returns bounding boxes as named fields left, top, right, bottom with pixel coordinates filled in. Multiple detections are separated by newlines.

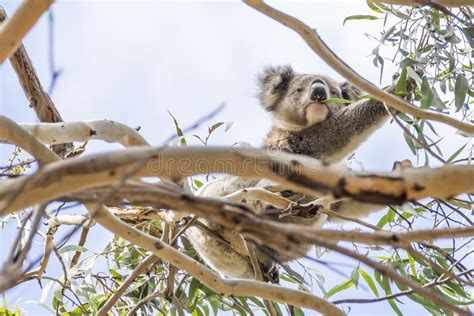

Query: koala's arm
left=334, top=97, right=388, bottom=147
left=306, top=98, right=389, bottom=163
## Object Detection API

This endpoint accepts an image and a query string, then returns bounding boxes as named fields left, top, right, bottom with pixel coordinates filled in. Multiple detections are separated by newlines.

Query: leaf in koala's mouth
left=323, top=97, right=353, bottom=104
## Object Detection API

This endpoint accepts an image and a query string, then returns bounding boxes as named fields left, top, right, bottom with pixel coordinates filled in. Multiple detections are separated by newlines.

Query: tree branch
left=0, top=0, right=53, bottom=63
left=1, top=146, right=473, bottom=215
left=89, top=204, right=344, bottom=316
left=97, top=254, right=160, bottom=315
left=0, top=6, right=72, bottom=157
left=84, top=182, right=474, bottom=250
left=20, top=120, right=149, bottom=147
left=0, top=116, right=60, bottom=165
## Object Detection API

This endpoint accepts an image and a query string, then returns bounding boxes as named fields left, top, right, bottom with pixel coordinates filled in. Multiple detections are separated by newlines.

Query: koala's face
left=258, top=65, right=360, bottom=131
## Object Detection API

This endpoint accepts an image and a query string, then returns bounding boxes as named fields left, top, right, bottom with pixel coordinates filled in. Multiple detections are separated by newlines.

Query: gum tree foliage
left=1, top=2, right=473, bottom=316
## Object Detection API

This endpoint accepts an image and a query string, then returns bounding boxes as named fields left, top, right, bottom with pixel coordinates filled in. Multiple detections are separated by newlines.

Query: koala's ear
left=340, top=81, right=362, bottom=101
left=258, top=65, right=295, bottom=111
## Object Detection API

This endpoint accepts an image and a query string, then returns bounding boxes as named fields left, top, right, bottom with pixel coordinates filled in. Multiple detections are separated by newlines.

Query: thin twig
left=69, top=226, right=90, bottom=269
left=47, top=9, right=62, bottom=94
left=97, top=254, right=160, bottom=316
left=162, top=102, right=226, bottom=146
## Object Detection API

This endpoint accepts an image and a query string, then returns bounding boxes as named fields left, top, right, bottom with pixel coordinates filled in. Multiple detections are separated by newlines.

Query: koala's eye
left=296, top=88, right=304, bottom=93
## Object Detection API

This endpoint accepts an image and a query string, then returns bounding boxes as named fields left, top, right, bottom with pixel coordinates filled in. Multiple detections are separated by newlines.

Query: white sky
left=0, top=1, right=468, bottom=315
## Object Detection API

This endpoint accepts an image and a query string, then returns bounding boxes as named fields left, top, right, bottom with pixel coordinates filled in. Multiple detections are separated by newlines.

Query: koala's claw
left=279, top=202, right=323, bottom=220
left=392, top=159, right=413, bottom=172
left=261, top=262, right=280, bottom=284
left=278, top=202, right=299, bottom=219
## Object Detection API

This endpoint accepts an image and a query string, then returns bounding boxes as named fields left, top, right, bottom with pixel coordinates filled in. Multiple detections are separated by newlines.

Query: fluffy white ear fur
left=258, top=65, right=294, bottom=110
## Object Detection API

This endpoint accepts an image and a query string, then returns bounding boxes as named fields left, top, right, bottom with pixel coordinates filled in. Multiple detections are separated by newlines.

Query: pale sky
left=0, top=1, right=466, bottom=315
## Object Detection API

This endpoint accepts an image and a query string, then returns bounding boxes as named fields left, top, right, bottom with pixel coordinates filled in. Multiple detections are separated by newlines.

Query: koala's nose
left=310, top=85, right=327, bottom=102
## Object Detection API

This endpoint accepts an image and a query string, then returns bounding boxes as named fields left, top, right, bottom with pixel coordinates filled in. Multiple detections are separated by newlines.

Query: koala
left=185, top=65, right=392, bottom=282
left=260, top=65, right=388, bottom=163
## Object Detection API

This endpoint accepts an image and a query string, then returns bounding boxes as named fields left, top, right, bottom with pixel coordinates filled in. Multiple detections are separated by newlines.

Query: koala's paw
left=392, top=159, right=413, bottom=172
left=340, top=82, right=363, bottom=101
left=389, top=70, right=421, bottom=101
left=261, top=262, right=280, bottom=284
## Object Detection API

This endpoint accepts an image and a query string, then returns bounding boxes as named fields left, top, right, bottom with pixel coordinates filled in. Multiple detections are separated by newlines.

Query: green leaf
left=406, top=67, right=422, bottom=85
left=403, top=131, right=417, bottom=155
left=380, top=275, right=403, bottom=315
left=418, top=44, right=434, bottom=54
left=324, top=280, right=354, bottom=299
left=168, top=111, right=184, bottom=137
left=395, top=68, right=408, bottom=96
left=208, top=122, right=224, bottom=134
left=447, top=143, right=467, bottom=163
left=408, top=252, right=417, bottom=276
left=420, top=77, right=430, bottom=97
left=234, top=297, right=253, bottom=314
left=359, top=270, right=379, bottom=297
left=388, top=298, right=403, bottom=315
left=351, top=267, right=360, bottom=288
left=380, top=274, right=391, bottom=294
left=391, top=8, right=410, bottom=20
left=193, top=179, right=204, bottom=189
left=58, top=245, right=87, bottom=254
left=281, top=265, right=307, bottom=285
left=381, top=25, right=396, bottom=43
left=400, top=58, right=416, bottom=69
left=247, top=297, right=265, bottom=309
left=0, top=308, right=19, bottom=316
left=376, top=214, right=388, bottom=229
left=109, top=269, right=122, bottom=279
left=461, top=27, right=474, bottom=48
left=188, top=278, right=201, bottom=301
left=168, top=111, right=187, bottom=145
left=208, top=297, right=220, bottom=316
left=293, top=306, right=305, bottom=316
left=397, top=112, right=414, bottom=124
left=324, top=97, right=354, bottom=104
left=454, top=74, right=468, bottom=111
left=366, top=1, right=384, bottom=13
left=445, top=281, right=471, bottom=299
left=343, top=15, right=379, bottom=26
left=192, top=134, right=206, bottom=145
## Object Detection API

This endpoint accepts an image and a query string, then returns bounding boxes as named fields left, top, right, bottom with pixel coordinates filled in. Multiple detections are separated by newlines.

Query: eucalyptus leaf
left=360, top=270, right=379, bottom=297
left=343, top=15, right=379, bottom=26
left=58, top=245, right=88, bottom=254
left=324, top=280, right=354, bottom=299
left=454, top=74, right=468, bottom=111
